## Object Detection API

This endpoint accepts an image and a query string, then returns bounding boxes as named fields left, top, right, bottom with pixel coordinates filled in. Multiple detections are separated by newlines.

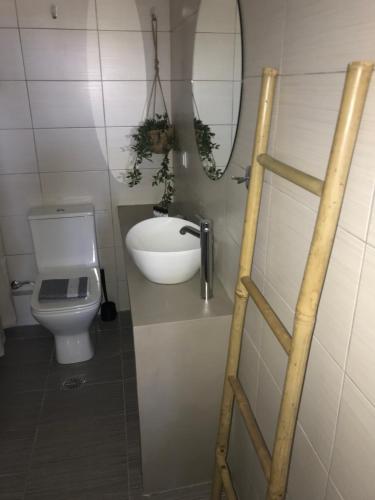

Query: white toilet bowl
left=31, top=267, right=101, bottom=364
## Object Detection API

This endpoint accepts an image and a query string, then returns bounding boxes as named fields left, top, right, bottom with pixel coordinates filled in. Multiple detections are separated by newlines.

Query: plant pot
left=148, top=127, right=174, bottom=154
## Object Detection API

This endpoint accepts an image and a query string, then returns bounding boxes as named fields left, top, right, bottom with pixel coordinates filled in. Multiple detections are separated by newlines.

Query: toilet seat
left=31, top=267, right=101, bottom=314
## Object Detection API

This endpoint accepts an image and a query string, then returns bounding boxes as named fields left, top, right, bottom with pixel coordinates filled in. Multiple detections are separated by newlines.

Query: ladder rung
left=241, top=277, right=291, bottom=355
left=229, top=376, right=271, bottom=481
left=216, top=452, right=237, bottom=500
left=257, top=153, right=324, bottom=196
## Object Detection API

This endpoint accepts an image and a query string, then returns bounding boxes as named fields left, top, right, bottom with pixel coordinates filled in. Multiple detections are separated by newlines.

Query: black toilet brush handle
left=100, top=268, right=109, bottom=302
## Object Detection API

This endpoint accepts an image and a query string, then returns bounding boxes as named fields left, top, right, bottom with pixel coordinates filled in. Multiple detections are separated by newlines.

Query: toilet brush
left=100, top=268, right=117, bottom=321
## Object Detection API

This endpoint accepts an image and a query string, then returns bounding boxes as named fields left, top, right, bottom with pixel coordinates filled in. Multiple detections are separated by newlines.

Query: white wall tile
left=103, top=81, right=148, bottom=127
left=0, top=0, right=18, bottom=27
left=96, top=0, right=170, bottom=31
left=0, top=174, right=41, bottom=216
left=284, top=0, right=375, bottom=74
left=0, top=81, right=32, bottom=129
left=16, top=0, right=97, bottom=29
left=315, top=228, right=365, bottom=368
left=40, top=171, right=111, bottom=211
left=6, top=253, right=37, bottom=281
left=21, top=29, right=101, bottom=80
left=330, top=377, right=375, bottom=500
left=99, top=31, right=171, bottom=81
left=347, top=244, right=375, bottom=407
left=114, top=245, right=126, bottom=281
left=193, top=33, right=235, bottom=81
left=192, top=81, right=233, bottom=125
left=0, top=215, right=33, bottom=255
left=0, top=29, right=24, bottom=79
left=299, top=339, right=344, bottom=469
left=28, top=81, right=104, bottom=128
left=238, top=333, right=260, bottom=410
left=109, top=169, right=164, bottom=206
left=94, top=210, right=114, bottom=249
left=195, top=0, right=237, bottom=33
left=0, top=130, right=37, bottom=174
left=35, top=128, right=107, bottom=172
left=287, top=425, right=328, bottom=500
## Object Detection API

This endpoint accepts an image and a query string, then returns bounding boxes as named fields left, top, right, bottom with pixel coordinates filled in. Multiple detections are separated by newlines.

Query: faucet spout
left=180, top=219, right=214, bottom=301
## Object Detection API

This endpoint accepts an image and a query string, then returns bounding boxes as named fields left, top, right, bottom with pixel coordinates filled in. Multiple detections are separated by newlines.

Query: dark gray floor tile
left=46, top=354, right=122, bottom=390
left=26, top=415, right=128, bottom=499
left=95, top=314, right=123, bottom=333
left=121, top=327, right=135, bottom=352
left=94, top=330, right=122, bottom=359
left=128, top=457, right=142, bottom=494
left=120, top=310, right=132, bottom=328
left=0, top=391, right=43, bottom=431
left=123, top=351, right=136, bottom=379
left=0, top=338, right=53, bottom=367
left=5, top=325, right=52, bottom=340
left=124, top=378, right=139, bottom=416
left=41, top=381, right=124, bottom=424
left=0, top=362, right=49, bottom=394
left=0, top=428, right=35, bottom=476
left=0, top=473, right=26, bottom=499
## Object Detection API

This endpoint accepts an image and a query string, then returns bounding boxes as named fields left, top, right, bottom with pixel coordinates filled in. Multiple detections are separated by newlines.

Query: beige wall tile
left=347, top=244, right=375, bottom=406
left=0, top=29, right=24, bottom=79
left=325, top=481, right=344, bottom=500
left=330, top=377, right=375, bottom=499
left=0, top=0, right=18, bottom=27
left=196, top=0, right=237, bottom=33
left=239, top=332, right=260, bottom=410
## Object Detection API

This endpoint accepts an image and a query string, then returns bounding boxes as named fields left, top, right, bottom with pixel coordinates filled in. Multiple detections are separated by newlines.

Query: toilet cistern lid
left=28, top=204, right=94, bottom=220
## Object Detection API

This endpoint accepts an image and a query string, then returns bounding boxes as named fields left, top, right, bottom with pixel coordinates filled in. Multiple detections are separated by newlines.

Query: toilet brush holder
left=100, top=268, right=117, bottom=321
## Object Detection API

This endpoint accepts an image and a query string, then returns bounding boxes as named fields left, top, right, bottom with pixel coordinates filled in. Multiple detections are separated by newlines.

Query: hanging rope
left=145, top=14, right=170, bottom=123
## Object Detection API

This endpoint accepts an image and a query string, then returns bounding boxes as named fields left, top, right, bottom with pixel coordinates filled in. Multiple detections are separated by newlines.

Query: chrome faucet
left=180, top=217, right=213, bottom=301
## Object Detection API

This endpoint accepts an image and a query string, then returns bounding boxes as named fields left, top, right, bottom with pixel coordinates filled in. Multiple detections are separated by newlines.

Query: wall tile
left=35, top=128, right=107, bottom=172
left=99, top=31, right=171, bottom=81
left=241, top=0, right=285, bottom=77
left=0, top=0, right=18, bottom=27
left=114, top=245, right=126, bottom=281
left=117, top=279, right=129, bottom=311
left=96, top=0, right=170, bottom=31
left=0, top=130, right=37, bottom=174
left=40, top=171, right=111, bottom=211
left=0, top=215, right=33, bottom=255
left=109, top=169, right=164, bottom=206
left=224, top=162, right=247, bottom=245
left=103, top=81, right=171, bottom=127
left=315, top=228, right=365, bottom=368
left=325, top=481, right=344, bottom=500
left=273, top=73, right=375, bottom=241
left=238, top=333, right=260, bottom=410
left=287, top=425, right=328, bottom=500
left=94, top=210, right=114, bottom=249
left=193, top=33, right=235, bottom=81
left=367, top=195, right=375, bottom=247
left=192, top=81, right=233, bottom=125
left=0, top=81, right=32, bottom=129
left=330, top=377, right=375, bottom=499
left=0, top=29, right=24, bottom=79
left=6, top=253, right=37, bottom=282
left=299, top=339, right=344, bottom=469
left=16, top=0, right=97, bottom=29
left=0, top=174, right=41, bottom=216
left=284, top=0, right=375, bottom=74
left=28, top=81, right=104, bottom=128
left=347, top=244, right=375, bottom=407
left=21, top=29, right=101, bottom=80
left=195, top=0, right=237, bottom=33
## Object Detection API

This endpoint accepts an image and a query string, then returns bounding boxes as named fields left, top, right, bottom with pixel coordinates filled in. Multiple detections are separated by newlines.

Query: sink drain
left=61, top=375, right=87, bottom=390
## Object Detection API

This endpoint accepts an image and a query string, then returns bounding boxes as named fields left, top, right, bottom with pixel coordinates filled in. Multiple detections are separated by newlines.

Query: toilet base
left=55, top=330, right=94, bottom=364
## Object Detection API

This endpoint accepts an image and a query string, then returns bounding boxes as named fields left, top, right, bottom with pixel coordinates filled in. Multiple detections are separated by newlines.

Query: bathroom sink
left=125, top=217, right=201, bottom=284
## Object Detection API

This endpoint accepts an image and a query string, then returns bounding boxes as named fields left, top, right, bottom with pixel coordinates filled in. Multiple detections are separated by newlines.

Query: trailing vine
left=194, top=117, right=221, bottom=180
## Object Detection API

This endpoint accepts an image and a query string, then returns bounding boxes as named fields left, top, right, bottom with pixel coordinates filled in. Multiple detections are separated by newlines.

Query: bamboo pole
left=257, top=154, right=324, bottom=196
left=211, top=67, right=278, bottom=500
left=267, top=61, right=374, bottom=500
left=241, top=277, right=291, bottom=355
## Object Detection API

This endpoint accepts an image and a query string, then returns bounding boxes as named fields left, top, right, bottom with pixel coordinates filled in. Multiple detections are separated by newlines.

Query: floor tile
left=5, top=325, right=52, bottom=340
left=94, top=330, right=122, bottom=359
left=121, top=327, right=134, bottom=352
left=0, top=473, right=27, bottom=499
left=0, top=338, right=53, bottom=366
left=46, top=354, right=122, bottom=390
left=0, top=391, right=43, bottom=432
left=0, top=427, right=34, bottom=476
left=40, top=381, right=124, bottom=424
left=0, top=362, right=49, bottom=394
left=123, top=350, right=136, bottom=379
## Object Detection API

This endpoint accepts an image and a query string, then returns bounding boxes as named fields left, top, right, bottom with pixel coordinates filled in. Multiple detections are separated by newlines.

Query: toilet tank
left=28, top=204, right=99, bottom=271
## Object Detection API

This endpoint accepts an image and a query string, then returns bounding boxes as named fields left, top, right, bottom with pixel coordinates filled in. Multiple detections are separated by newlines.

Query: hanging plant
left=194, top=117, right=221, bottom=180
left=126, top=15, right=175, bottom=209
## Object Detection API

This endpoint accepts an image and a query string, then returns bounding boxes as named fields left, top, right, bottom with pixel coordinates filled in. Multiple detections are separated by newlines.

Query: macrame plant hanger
left=146, top=14, right=170, bottom=125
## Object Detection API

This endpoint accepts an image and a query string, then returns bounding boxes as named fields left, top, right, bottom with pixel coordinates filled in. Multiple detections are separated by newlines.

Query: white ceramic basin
left=125, top=217, right=201, bottom=284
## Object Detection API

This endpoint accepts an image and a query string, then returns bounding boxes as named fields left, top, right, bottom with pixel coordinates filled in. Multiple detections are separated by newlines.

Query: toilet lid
left=31, top=267, right=101, bottom=313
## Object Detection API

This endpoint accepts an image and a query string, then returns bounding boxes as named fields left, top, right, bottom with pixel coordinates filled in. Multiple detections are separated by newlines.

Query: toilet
left=28, top=204, right=101, bottom=364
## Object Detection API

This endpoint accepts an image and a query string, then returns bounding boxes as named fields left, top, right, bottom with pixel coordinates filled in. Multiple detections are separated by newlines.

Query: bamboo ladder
left=211, top=60, right=374, bottom=500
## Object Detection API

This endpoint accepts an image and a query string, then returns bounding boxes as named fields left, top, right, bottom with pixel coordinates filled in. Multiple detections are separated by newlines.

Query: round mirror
left=192, top=0, right=242, bottom=180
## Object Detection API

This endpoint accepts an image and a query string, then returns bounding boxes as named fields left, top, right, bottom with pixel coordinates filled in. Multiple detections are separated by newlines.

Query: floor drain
left=61, top=375, right=87, bottom=390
